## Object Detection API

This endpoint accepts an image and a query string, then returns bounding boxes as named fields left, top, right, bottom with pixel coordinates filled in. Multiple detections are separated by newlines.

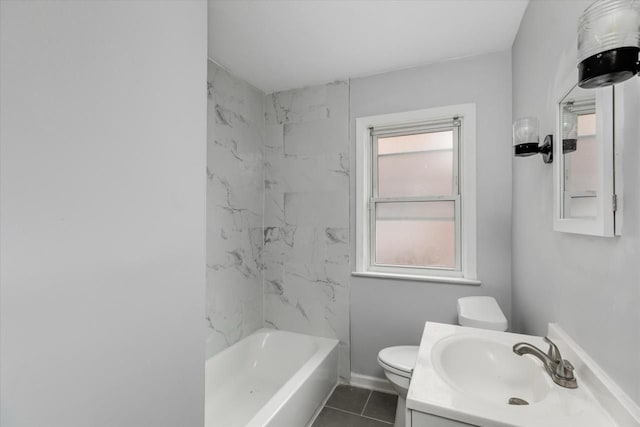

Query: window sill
left=351, top=271, right=481, bottom=286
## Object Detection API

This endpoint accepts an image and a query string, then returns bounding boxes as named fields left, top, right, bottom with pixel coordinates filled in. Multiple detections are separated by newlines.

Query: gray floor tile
left=362, top=391, right=398, bottom=423
left=326, top=385, right=371, bottom=414
left=312, top=407, right=391, bottom=427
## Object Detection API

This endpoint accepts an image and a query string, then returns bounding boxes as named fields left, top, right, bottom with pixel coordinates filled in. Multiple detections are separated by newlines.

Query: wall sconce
left=562, top=104, right=578, bottom=153
left=578, top=0, right=640, bottom=88
left=513, top=117, right=553, bottom=163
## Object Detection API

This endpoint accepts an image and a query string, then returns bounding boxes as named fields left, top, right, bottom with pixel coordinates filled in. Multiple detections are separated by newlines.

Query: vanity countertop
left=406, top=322, right=634, bottom=427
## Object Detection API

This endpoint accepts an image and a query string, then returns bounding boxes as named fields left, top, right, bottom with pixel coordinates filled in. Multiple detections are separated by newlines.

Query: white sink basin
left=406, top=322, right=622, bottom=427
left=431, top=334, right=553, bottom=405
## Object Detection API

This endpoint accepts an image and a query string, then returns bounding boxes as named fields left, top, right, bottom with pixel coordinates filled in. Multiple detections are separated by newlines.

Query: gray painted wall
left=349, top=51, right=513, bottom=378
left=511, top=0, right=640, bottom=404
left=0, top=1, right=207, bottom=425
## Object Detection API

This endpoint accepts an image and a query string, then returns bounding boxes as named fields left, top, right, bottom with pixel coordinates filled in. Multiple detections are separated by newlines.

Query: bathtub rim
left=204, top=327, right=339, bottom=427
left=247, top=328, right=339, bottom=427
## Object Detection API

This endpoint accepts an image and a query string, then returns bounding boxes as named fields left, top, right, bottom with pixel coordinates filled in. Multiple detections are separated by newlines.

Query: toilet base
left=393, top=395, right=406, bottom=427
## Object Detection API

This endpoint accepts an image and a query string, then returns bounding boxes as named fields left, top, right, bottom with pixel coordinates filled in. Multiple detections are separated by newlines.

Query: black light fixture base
left=540, top=135, right=553, bottom=164
left=578, top=46, right=640, bottom=89
left=563, top=138, right=577, bottom=153
left=514, top=143, right=540, bottom=157
left=514, top=136, right=553, bottom=163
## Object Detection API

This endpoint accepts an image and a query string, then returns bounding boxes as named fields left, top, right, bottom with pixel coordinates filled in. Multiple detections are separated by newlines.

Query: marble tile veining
left=206, top=63, right=351, bottom=379
left=263, top=81, right=351, bottom=379
left=206, top=61, right=264, bottom=358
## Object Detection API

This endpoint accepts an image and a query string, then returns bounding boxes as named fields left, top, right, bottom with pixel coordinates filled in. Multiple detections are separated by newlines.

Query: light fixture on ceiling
left=578, top=0, right=640, bottom=88
left=513, top=117, right=553, bottom=164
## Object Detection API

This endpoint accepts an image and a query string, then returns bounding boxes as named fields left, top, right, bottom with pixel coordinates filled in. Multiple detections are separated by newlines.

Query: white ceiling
left=208, top=0, right=528, bottom=94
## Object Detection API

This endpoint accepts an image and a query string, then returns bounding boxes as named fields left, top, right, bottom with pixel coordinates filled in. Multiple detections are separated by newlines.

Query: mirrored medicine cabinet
left=554, top=82, right=621, bottom=237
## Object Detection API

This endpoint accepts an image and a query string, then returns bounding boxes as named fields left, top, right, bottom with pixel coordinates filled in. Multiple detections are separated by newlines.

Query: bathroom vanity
left=405, top=322, right=640, bottom=427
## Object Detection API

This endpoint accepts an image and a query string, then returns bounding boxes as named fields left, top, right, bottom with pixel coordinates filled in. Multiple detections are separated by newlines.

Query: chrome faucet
left=513, top=336, right=578, bottom=389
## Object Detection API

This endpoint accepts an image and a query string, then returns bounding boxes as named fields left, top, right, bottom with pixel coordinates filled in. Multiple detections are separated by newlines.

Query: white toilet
left=377, top=296, right=507, bottom=427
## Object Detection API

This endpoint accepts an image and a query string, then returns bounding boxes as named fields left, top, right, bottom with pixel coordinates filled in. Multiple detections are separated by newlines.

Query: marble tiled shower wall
left=206, top=61, right=264, bottom=356
left=263, top=82, right=351, bottom=379
left=206, top=60, right=351, bottom=378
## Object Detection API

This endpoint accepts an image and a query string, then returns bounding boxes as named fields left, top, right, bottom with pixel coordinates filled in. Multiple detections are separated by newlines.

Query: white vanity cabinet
left=409, top=410, right=476, bottom=427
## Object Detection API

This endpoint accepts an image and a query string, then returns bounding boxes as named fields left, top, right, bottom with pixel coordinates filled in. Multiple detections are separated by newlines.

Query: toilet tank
left=457, top=296, right=507, bottom=331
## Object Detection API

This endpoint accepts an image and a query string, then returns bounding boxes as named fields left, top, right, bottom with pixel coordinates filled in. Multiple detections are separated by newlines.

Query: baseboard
left=348, top=372, right=396, bottom=395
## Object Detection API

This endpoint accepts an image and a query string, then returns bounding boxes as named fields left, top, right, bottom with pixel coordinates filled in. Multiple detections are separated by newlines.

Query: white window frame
left=353, top=104, right=479, bottom=285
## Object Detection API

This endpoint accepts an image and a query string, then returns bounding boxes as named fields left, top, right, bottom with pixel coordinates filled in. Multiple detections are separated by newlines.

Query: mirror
left=560, top=86, right=597, bottom=219
left=554, top=83, right=617, bottom=236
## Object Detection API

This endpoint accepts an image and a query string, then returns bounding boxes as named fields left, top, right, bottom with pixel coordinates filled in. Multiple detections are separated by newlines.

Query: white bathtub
left=205, top=328, right=339, bottom=427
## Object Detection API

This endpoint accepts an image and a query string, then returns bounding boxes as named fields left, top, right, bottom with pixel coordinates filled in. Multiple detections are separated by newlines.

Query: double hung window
left=354, top=105, right=477, bottom=283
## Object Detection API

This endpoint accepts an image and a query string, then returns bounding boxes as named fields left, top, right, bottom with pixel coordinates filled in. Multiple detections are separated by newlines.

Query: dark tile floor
left=312, top=385, right=398, bottom=426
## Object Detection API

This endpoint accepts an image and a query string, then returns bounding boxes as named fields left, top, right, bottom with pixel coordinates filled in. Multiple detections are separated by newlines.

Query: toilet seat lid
left=377, top=345, right=419, bottom=374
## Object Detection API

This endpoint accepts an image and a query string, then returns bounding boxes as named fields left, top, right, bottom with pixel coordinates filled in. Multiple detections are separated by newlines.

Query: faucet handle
left=555, top=359, right=575, bottom=379
left=543, top=336, right=562, bottom=362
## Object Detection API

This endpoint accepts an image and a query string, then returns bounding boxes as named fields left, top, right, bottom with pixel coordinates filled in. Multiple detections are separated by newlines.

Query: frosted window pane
left=377, top=131, right=454, bottom=197
left=563, top=112, right=598, bottom=219
left=378, top=131, right=453, bottom=154
left=566, top=134, right=597, bottom=192
left=577, top=113, right=596, bottom=136
left=378, top=151, right=453, bottom=197
left=375, top=202, right=455, bottom=268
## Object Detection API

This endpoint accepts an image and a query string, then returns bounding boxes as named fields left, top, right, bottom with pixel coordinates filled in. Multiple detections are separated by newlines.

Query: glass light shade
left=562, top=109, right=578, bottom=140
left=577, top=0, right=640, bottom=88
left=512, top=117, right=539, bottom=146
left=578, top=0, right=640, bottom=63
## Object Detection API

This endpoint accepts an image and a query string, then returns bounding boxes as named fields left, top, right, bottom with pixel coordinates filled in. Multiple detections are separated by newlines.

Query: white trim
left=355, top=104, right=477, bottom=281
left=612, top=79, right=636, bottom=236
left=547, top=324, right=640, bottom=427
left=351, top=271, right=480, bottom=286
left=348, top=372, right=397, bottom=395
